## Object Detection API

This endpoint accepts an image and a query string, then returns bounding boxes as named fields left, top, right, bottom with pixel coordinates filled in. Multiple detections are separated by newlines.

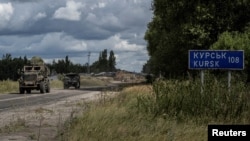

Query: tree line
left=91, top=49, right=116, bottom=73
left=0, top=49, right=116, bottom=81
left=143, top=0, right=250, bottom=80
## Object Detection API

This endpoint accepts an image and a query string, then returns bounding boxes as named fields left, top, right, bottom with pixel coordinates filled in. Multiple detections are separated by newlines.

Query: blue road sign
left=189, top=50, right=244, bottom=70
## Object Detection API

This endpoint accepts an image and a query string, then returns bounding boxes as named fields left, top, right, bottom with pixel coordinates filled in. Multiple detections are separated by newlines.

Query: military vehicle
left=63, top=73, right=80, bottom=89
left=18, top=56, right=50, bottom=94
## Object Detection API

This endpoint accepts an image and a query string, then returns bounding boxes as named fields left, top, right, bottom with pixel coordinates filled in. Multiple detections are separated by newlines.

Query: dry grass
left=0, top=80, right=19, bottom=93
left=60, top=78, right=250, bottom=141
left=80, top=76, right=110, bottom=86
left=60, top=85, right=207, bottom=141
left=50, top=79, right=63, bottom=88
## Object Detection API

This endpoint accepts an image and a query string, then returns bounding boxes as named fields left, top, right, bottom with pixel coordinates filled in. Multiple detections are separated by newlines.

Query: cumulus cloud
left=25, top=32, right=88, bottom=55
left=0, top=0, right=152, bottom=72
left=53, top=0, right=84, bottom=21
left=67, top=41, right=87, bottom=52
left=34, top=12, right=47, bottom=21
left=113, top=37, right=144, bottom=52
left=86, top=12, right=122, bottom=31
left=115, top=51, right=148, bottom=72
left=90, top=2, right=106, bottom=10
left=0, top=2, right=14, bottom=29
left=81, top=34, right=148, bottom=71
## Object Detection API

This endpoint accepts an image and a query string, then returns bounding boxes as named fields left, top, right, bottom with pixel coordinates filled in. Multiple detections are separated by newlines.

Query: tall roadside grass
left=0, top=79, right=19, bottom=93
left=61, top=74, right=250, bottom=141
left=60, top=85, right=206, bottom=141
left=137, top=76, right=250, bottom=124
left=50, top=79, right=63, bottom=88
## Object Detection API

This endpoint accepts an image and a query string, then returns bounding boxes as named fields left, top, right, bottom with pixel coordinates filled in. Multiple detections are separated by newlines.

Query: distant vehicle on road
left=63, top=73, right=80, bottom=89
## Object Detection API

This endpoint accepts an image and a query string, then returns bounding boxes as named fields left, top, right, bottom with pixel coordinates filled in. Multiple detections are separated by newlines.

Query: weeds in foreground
left=60, top=76, right=250, bottom=141
left=59, top=85, right=205, bottom=141
left=0, top=117, right=26, bottom=133
left=137, top=78, right=250, bottom=123
left=0, top=79, right=19, bottom=93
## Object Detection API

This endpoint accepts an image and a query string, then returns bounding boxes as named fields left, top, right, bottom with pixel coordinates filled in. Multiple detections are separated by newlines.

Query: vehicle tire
left=46, top=83, right=50, bottom=93
left=40, top=82, right=45, bottom=93
left=76, top=81, right=80, bottom=89
left=19, top=88, right=24, bottom=94
left=26, top=89, right=31, bottom=94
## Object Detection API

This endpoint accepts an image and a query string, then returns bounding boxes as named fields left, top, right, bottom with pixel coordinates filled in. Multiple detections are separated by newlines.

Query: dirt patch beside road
left=0, top=89, right=108, bottom=141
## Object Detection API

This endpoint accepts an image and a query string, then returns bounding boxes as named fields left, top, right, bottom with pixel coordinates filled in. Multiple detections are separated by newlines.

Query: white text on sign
left=193, top=61, right=219, bottom=67
left=193, top=52, right=227, bottom=59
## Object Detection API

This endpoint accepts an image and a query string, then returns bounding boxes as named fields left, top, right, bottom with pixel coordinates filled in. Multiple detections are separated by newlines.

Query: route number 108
left=228, top=57, right=240, bottom=63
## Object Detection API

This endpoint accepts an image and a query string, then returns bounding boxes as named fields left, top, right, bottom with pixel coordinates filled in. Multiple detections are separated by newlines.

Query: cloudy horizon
left=0, top=0, right=153, bottom=72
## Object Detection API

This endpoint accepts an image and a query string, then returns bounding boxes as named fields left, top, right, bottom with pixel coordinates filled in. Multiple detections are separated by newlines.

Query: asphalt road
left=0, top=87, right=106, bottom=141
left=0, top=88, right=94, bottom=112
left=0, top=82, right=142, bottom=141
left=0, top=82, right=136, bottom=113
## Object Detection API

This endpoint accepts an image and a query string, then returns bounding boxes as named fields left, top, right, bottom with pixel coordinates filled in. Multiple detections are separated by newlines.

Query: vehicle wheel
left=76, top=82, right=80, bottom=89
left=46, top=83, right=50, bottom=93
left=26, top=89, right=31, bottom=94
left=40, top=82, right=45, bottom=93
left=19, top=88, right=24, bottom=94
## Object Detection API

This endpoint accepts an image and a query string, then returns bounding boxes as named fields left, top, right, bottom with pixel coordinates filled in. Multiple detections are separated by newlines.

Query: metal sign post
left=228, top=70, right=231, bottom=92
left=201, top=70, right=204, bottom=93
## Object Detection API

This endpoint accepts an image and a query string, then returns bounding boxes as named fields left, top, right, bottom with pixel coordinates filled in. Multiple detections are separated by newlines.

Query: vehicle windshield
left=65, top=74, right=79, bottom=79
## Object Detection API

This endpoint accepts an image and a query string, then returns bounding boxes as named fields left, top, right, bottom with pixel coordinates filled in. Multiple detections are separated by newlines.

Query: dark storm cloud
left=0, top=0, right=152, bottom=41
left=9, top=0, right=39, bottom=2
left=0, top=0, right=153, bottom=72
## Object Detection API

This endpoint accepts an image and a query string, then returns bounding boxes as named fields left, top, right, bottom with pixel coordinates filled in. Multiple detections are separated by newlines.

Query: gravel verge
left=0, top=90, right=103, bottom=141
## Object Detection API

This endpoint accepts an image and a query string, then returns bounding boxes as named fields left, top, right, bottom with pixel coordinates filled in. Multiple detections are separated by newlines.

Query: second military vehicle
left=63, top=73, right=80, bottom=89
left=18, top=56, right=50, bottom=94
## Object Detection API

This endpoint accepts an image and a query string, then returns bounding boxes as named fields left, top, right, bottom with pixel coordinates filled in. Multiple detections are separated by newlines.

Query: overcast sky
left=0, top=0, right=153, bottom=72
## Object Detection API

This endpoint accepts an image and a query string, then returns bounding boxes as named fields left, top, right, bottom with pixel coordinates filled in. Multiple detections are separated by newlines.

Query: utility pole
left=87, top=52, right=91, bottom=73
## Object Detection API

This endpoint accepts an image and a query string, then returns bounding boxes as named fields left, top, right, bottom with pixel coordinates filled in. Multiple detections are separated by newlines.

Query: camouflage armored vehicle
left=18, top=56, right=50, bottom=94
left=63, top=73, right=80, bottom=89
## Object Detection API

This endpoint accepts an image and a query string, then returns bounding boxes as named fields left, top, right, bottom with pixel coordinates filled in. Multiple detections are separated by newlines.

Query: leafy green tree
left=90, top=61, right=100, bottom=73
left=100, top=49, right=108, bottom=71
left=90, top=49, right=117, bottom=73
left=108, top=50, right=116, bottom=72
left=211, top=26, right=250, bottom=82
left=144, top=0, right=250, bottom=78
left=0, top=54, right=88, bottom=80
left=65, top=55, right=70, bottom=73
left=0, top=54, right=29, bottom=80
